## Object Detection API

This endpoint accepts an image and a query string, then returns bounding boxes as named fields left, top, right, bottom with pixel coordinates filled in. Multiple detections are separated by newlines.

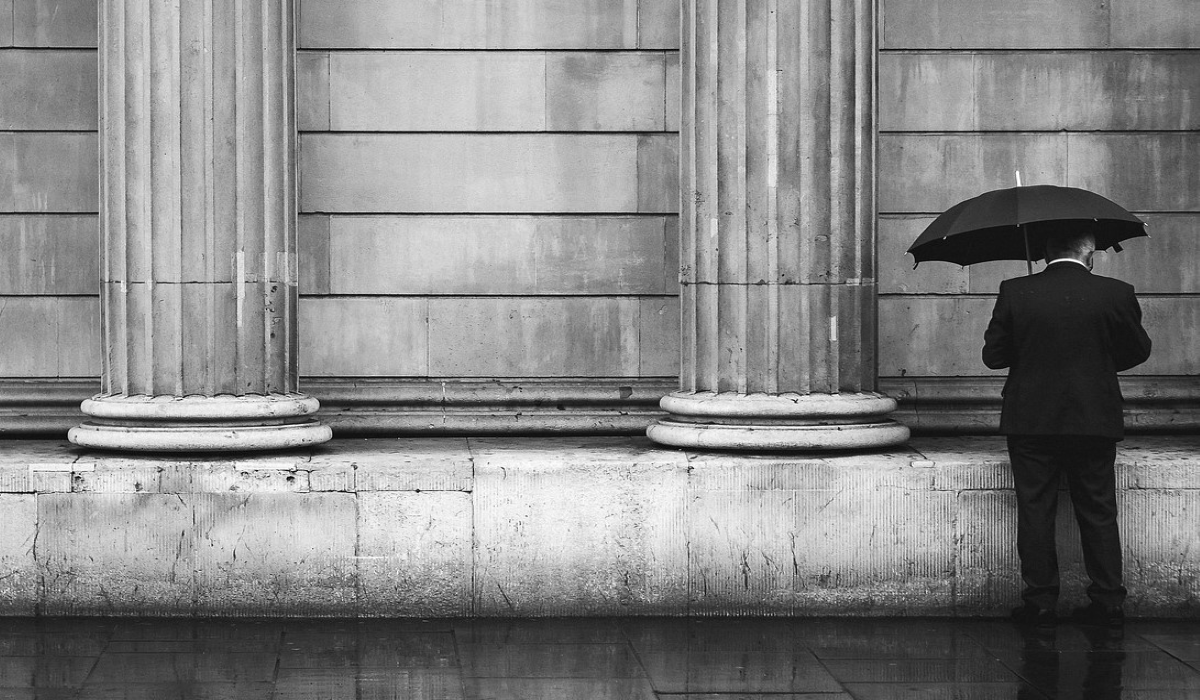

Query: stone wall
left=2, top=437, right=1197, bottom=617
left=1, top=0, right=1198, bottom=434
left=875, top=0, right=1200, bottom=429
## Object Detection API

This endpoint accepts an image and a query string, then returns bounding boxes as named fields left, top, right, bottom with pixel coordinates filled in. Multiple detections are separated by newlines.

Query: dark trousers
left=1006, top=435, right=1126, bottom=610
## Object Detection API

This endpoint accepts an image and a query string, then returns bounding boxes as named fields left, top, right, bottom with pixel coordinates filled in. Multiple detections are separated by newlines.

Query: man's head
left=1044, top=228, right=1097, bottom=267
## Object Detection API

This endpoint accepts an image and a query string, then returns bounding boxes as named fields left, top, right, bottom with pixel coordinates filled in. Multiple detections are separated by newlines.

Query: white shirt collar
left=1047, top=257, right=1089, bottom=269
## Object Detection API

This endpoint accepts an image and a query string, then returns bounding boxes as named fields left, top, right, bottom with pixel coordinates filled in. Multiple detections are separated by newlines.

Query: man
left=982, top=228, right=1152, bottom=629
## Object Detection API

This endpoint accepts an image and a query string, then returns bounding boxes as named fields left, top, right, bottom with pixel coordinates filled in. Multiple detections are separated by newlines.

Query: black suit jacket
left=982, top=261, right=1152, bottom=440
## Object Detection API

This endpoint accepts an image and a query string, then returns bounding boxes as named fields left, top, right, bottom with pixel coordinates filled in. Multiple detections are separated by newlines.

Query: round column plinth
left=647, top=391, right=911, bottom=451
left=69, top=394, right=333, bottom=452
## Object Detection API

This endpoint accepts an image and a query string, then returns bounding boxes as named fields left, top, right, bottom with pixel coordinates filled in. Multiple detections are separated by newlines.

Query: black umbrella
left=907, top=185, right=1148, bottom=274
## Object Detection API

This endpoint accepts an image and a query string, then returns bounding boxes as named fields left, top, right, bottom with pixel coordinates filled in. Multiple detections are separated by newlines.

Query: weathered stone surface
left=299, top=297, right=428, bottom=376
left=878, top=216, right=969, bottom=295
left=0, top=494, right=36, bottom=614
left=1111, top=0, right=1200, bottom=48
left=637, top=0, right=679, bottom=49
left=329, top=52, right=545, bottom=131
left=638, top=297, right=680, bottom=377
left=878, top=134, right=1067, bottom=213
left=295, top=51, right=330, bottom=132
left=38, top=493, right=194, bottom=615
left=326, top=216, right=674, bottom=295
left=1122, top=490, right=1200, bottom=615
left=13, top=0, right=97, bottom=47
left=300, top=134, right=674, bottom=213
left=0, top=215, right=99, bottom=295
left=954, top=490, right=1020, bottom=614
left=0, top=133, right=98, bottom=212
left=299, top=0, right=641, bottom=49
left=546, top=53, right=667, bottom=131
left=472, top=437, right=689, bottom=615
left=877, top=297, right=1002, bottom=377
left=1090, top=214, right=1200, bottom=294
left=192, top=493, right=357, bottom=616
left=357, top=491, right=473, bottom=616
left=882, top=53, right=1200, bottom=132
left=879, top=53, right=976, bottom=132
left=297, top=215, right=330, bottom=295
left=0, top=1, right=12, bottom=47
left=310, top=438, right=472, bottom=492
left=0, top=50, right=96, bottom=129
left=0, top=297, right=100, bottom=377
left=881, top=0, right=1109, bottom=49
left=426, top=297, right=643, bottom=377
left=1067, top=133, right=1200, bottom=211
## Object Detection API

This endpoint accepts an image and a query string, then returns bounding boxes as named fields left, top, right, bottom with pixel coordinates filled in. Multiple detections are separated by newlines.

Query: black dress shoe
left=1011, top=603, right=1057, bottom=629
left=1071, top=602, right=1125, bottom=628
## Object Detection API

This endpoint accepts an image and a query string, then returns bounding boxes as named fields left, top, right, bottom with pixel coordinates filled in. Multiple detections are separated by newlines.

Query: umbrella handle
left=1022, top=224, right=1033, bottom=275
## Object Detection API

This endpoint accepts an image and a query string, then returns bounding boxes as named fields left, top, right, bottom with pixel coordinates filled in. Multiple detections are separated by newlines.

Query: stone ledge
left=0, top=436, right=1197, bottom=617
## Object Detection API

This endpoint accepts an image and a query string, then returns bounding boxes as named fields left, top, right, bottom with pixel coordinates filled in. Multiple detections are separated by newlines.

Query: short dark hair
left=1044, top=228, right=1096, bottom=260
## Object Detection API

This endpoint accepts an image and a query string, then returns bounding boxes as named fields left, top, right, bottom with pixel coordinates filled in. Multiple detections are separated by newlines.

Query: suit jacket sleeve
left=1112, top=286, right=1152, bottom=372
left=982, top=282, right=1012, bottom=370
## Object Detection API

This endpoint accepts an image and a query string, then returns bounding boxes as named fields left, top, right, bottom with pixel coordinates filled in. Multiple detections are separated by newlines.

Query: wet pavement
left=1, top=617, right=1198, bottom=699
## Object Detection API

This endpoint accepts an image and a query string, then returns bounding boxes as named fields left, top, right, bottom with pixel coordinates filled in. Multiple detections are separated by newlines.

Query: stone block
left=0, top=1, right=12, bottom=47
left=881, top=0, right=1109, bottom=49
left=639, top=296, right=680, bottom=376
left=1111, top=0, right=1200, bottom=48
left=974, top=53, right=1200, bottom=131
left=472, top=437, right=689, bottom=615
left=13, top=0, right=96, bottom=47
left=878, top=53, right=976, bottom=132
left=954, top=490, right=1020, bottom=613
left=637, top=134, right=679, bottom=213
left=300, top=133, right=651, bottom=213
left=327, top=215, right=673, bottom=295
left=1090, top=214, right=1200, bottom=294
left=0, top=50, right=96, bottom=129
left=310, top=438, right=471, bottom=491
left=665, top=54, right=680, bottom=131
left=0, top=133, right=98, bottom=212
left=1122, top=489, right=1200, bottom=615
left=38, top=493, right=194, bottom=615
left=295, top=51, right=330, bottom=131
left=546, top=53, right=666, bottom=131
left=1067, top=133, right=1200, bottom=211
left=878, top=133, right=1067, bottom=214
left=0, top=297, right=99, bottom=377
left=877, top=216, right=968, bottom=294
left=297, top=215, right=330, bottom=295
left=192, top=493, right=357, bottom=616
left=55, top=297, right=101, bottom=376
left=330, top=52, right=545, bottom=131
left=877, top=297, right=1004, bottom=378
left=357, top=491, right=473, bottom=616
left=299, top=297, right=428, bottom=376
left=638, top=0, right=680, bottom=49
left=0, top=494, right=36, bottom=614
left=426, top=297, right=643, bottom=378
left=687, top=458, right=957, bottom=615
left=1136, top=298, right=1200, bottom=376
left=0, top=215, right=99, bottom=295
left=299, top=0, right=640, bottom=49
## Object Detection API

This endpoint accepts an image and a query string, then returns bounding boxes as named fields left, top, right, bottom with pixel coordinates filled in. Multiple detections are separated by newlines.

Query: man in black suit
left=982, top=229, right=1152, bottom=628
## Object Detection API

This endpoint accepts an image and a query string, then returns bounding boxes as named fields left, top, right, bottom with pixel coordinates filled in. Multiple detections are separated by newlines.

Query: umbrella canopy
left=907, top=185, right=1147, bottom=267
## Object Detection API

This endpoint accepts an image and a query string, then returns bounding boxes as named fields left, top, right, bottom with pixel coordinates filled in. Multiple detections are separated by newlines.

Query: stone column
left=69, top=0, right=331, bottom=451
left=648, top=0, right=909, bottom=450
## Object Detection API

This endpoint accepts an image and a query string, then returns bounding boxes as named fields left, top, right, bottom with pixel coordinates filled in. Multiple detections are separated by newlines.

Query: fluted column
left=648, top=0, right=908, bottom=450
left=70, top=0, right=330, bottom=451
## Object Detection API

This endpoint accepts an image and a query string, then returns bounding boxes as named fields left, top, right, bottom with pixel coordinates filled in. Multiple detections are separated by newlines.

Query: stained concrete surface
left=1, top=617, right=1199, bottom=698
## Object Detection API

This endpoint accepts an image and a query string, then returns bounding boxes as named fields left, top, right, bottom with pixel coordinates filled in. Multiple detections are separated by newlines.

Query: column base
left=647, top=391, right=911, bottom=451
left=69, top=394, right=333, bottom=452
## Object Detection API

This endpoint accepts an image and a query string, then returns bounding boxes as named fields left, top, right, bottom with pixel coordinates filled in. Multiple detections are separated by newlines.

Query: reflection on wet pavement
left=1, top=617, right=1198, bottom=699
